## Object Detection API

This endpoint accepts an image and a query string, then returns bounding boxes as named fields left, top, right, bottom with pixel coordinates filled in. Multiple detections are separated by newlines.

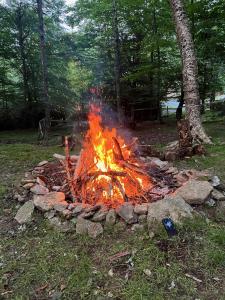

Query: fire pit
left=13, top=106, right=223, bottom=238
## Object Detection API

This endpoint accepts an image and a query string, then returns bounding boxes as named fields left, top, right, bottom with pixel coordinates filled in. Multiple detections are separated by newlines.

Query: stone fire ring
left=14, top=158, right=225, bottom=238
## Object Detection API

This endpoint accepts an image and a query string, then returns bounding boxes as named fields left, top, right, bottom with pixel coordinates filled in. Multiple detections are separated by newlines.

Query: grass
left=0, top=117, right=225, bottom=299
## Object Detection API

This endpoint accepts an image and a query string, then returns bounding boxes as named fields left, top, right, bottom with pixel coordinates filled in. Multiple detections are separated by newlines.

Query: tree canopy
left=1, top=0, right=225, bottom=129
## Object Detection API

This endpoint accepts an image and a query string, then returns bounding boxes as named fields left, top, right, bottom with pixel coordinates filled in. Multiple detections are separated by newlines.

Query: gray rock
left=72, top=204, right=84, bottom=215
left=105, top=209, right=116, bottom=225
left=15, top=201, right=34, bottom=224
left=76, top=217, right=91, bottom=234
left=131, top=224, right=144, bottom=231
left=87, top=222, right=103, bottom=238
left=149, top=158, right=169, bottom=169
left=21, top=178, right=36, bottom=184
left=33, top=192, right=65, bottom=211
left=52, top=186, right=61, bottom=191
left=61, top=209, right=73, bottom=219
left=49, top=217, right=74, bottom=233
left=44, top=210, right=55, bottom=219
left=134, top=204, right=148, bottom=215
left=147, top=195, right=193, bottom=226
left=23, top=182, right=35, bottom=189
left=54, top=201, right=68, bottom=212
left=37, top=160, right=48, bottom=167
left=92, top=208, right=108, bottom=222
left=176, top=180, right=213, bottom=204
left=211, top=176, right=220, bottom=187
left=216, top=201, right=225, bottom=215
left=30, top=184, right=49, bottom=195
left=211, top=189, right=225, bottom=201
left=116, top=203, right=138, bottom=224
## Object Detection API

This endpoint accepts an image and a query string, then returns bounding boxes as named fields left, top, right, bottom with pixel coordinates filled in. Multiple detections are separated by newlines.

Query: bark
left=112, top=0, right=124, bottom=124
left=37, top=0, right=50, bottom=140
left=176, top=85, right=184, bottom=120
left=16, top=4, right=31, bottom=103
left=169, top=0, right=212, bottom=144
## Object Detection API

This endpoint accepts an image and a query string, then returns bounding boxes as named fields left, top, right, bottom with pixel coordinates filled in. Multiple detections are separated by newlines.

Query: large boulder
left=175, top=180, right=213, bottom=205
left=147, top=195, right=193, bottom=226
left=15, top=201, right=34, bottom=224
left=33, top=192, right=66, bottom=212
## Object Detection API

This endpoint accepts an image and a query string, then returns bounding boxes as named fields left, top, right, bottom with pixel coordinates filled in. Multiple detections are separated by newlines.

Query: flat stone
left=72, top=204, right=84, bottom=215
left=49, top=217, right=75, bottom=233
left=149, top=158, right=169, bottom=169
left=176, top=180, right=213, bottom=205
left=87, top=222, right=103, bottom=238
left=116, top=203, right=138, bottom=224
left=37, top=160, right=48, bottom=167
left=92, top=209, right=108, bottom=222
left=147, top=195, right=193, bottom=226
left=131, top=224, right=144, bottom=231
left=134, top=204, right=148, bottom=215
left=105, top=209, right=116, bottom=225
left=21, top=179, right=36, bottom=184
left=44, top=210, right=55, bottom=219
left=174, top=172, right=189, bottom=184
left=23, top=182, right=35, bottom=190
left=33, top=192, right=65, bottom=212
left=76, top=217, right=91, bottom=234
left=30, top=184, right=49, bottom=195
left=211, top=189, right=225, bottom=201
left=15, top=201, right=34, bottom=224
left=54, top=201, right=68, bottom=212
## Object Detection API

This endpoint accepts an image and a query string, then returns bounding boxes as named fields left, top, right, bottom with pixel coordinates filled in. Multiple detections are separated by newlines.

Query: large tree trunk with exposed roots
left=169, top=0, right=212, bottom=144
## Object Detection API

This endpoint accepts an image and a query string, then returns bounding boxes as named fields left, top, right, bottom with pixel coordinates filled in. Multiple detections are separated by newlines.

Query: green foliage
left=1, top=0, right=225, bottom=128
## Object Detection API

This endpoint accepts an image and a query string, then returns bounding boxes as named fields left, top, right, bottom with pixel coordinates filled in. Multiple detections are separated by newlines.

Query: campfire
left=14, top=104, right=218, bottom=238
left=64, top=105, right=153, bottom=208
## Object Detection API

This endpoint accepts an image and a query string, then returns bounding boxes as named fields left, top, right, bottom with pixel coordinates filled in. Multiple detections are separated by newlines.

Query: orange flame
left=77, top=105, right=152, bottom=207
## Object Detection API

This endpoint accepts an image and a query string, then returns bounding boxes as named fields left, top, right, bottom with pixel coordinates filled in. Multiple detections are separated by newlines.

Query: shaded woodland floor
left=0, top=113, right=225, bottom=299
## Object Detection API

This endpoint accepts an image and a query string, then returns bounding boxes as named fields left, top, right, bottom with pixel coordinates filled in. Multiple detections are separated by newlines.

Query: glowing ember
left=74, top=105, right=153, bottom=207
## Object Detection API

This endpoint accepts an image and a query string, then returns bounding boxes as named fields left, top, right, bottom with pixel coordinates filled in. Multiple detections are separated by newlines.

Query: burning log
left=112, top=137, right=124, bottom=160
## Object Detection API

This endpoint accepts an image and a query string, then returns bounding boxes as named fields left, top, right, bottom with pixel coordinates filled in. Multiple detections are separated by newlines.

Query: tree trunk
left=169, top=0, right=211, bottom=144
left=16, top=4, right=31, bottom=103
left=152, top=8, right=162, bottom=123
left=37, top=0, right=50, bottom=140
left=112, top=0, right=123, bottom=124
